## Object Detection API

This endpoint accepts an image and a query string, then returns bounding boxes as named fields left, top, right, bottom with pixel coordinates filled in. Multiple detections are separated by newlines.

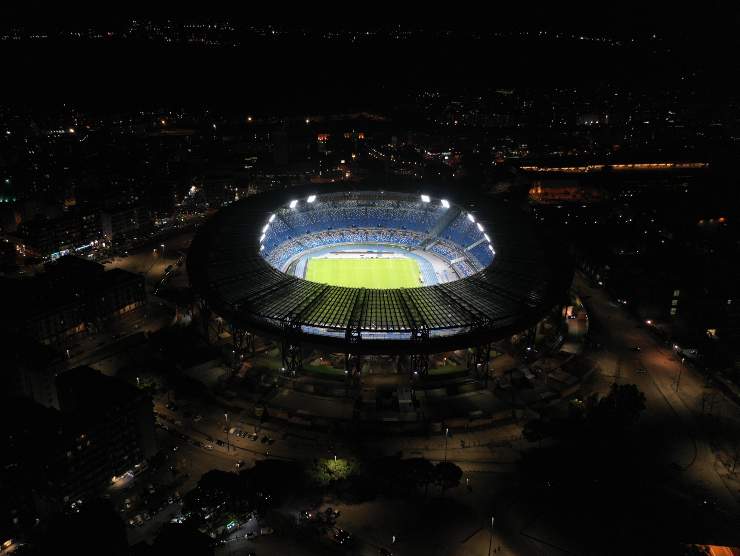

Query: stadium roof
left=187, top=184, right=573, bottom=354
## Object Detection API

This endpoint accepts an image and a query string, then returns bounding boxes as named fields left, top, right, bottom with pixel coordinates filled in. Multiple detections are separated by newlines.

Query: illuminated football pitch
left=305, top=257, right=421, bottom=289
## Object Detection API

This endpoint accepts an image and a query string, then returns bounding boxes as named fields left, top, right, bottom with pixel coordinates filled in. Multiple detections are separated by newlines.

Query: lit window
left=421, top=194, right=431, bottom=203
left=289, top=200, right=298, bottom=209
left=467, top=213, right=475, bottom=223
left=441, top=199, right=450, bottom=208
left=670, top=308, right=677, bottom=315
left=307, top=195, right=316, bottom=203
left=671, top=299, right=678, bottom=306
left=673, top=289, right=680, bottom=297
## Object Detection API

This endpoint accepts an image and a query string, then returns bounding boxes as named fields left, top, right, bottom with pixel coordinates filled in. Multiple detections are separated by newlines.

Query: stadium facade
left=187, top=184, right=573, bottom=379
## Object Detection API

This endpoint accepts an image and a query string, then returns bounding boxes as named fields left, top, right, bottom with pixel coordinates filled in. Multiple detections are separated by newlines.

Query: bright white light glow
left=307, top=195, right=316, bottom=203
left=259, top=245, right=264, bottom=251
left=467, top=213, right=475, bottom=223
left=484, top=233, right=490, bottom=242
left=477, top=222, right=484, bottom=232
left=421, top=194, right=431, bottom=203
left=261, top=224, right=269, bottom=233
left=259, top=234, right=266, bottom=242
left=289, top=200, right=298, bottom=209
left=488, top=245, right=495, bottom=254
left=441, top=199, right=450, bottom=208
left=269, top=214, right=276, bottom=222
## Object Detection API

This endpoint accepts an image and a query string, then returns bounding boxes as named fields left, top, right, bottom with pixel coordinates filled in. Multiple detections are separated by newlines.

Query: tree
left=403, top=457, right=436, bottom=497
left=434, top=461, right=463, bottom=493
left=589, top=383, right=646, bottom=430
left=242, top=459, right=306, bottom=505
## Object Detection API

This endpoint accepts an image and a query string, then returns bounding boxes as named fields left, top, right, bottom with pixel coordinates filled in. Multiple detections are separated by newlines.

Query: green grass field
left=305, top=257, right=421, bottom=289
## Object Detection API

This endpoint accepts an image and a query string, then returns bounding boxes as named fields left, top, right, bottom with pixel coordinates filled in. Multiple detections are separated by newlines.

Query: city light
left=307, top=195, right=316, bottom=203
left=289, top=199, right=298, bottom=208
left=441, top=199, right=450, bottom=208
left=421, top=194, right=431, bottom=203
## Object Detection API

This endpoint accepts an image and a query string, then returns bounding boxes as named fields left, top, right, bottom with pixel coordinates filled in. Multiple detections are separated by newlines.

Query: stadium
left=187, top=185, right=573, bottom=379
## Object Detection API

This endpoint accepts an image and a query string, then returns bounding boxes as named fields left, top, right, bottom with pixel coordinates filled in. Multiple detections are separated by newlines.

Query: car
left=259, top=527, right=274, bottom=536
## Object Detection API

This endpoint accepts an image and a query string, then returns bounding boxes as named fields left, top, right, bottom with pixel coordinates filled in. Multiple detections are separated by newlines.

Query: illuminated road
left=575, top=271, right=740, bottom=513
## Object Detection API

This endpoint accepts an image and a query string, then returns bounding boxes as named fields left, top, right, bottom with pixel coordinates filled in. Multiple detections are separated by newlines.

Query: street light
left=675, top=359, right=684, bottom=392
left=444, top=427, right=449, bottom=462
left=488, top=516, right=495, bottom=556
left=224, top=412, right=230, bottom=452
